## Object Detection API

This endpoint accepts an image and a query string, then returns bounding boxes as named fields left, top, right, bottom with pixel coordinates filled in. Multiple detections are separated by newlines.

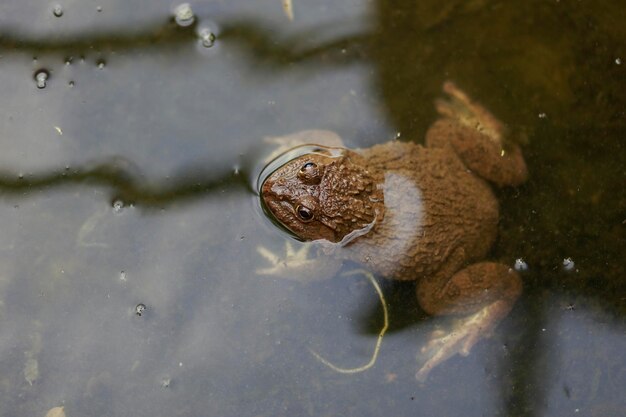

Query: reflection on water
left=0, top=0, right=623, bottom=416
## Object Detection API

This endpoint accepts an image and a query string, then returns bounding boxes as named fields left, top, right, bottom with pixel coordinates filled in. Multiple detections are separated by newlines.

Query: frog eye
left=295, top=205, right=314, bottom=222
left=297, top=161, right=322, bottom=184
left=300, top=161, right=317, bottom=171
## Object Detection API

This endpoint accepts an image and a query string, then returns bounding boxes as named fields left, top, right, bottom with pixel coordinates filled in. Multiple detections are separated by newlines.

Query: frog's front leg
left=415, top=254, right=522, bottom=382
left=256, top=240, right=342, bottom=281
left=426, top=82, right=528, bottom=187
left=263, top=130, right=346, bottom=163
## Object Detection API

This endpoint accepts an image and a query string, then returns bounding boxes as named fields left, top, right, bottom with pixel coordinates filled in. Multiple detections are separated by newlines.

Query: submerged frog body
left=258, top=82, right=527, bottom=381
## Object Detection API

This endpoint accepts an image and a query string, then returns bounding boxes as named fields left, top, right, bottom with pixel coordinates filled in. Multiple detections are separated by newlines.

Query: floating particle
left=112, top=200, right=124, bottom=213
left=562, top=257, right=575, bottom=272
left=282, top=0, right=294, bottom=20
left=45, top=407, right=66, bottom=417
left=173, top=3, right=195, bottom=27
left=514, top=258, right=528, bottom=272
left=198, top=28, right=216, bottom=48
left=24, top=358, right=39, bottom=385
left=34, top=69, right=49, bottom=89
left=52, top=4, right=63, bottom=17
left=135, top=303, right=147, bottom=316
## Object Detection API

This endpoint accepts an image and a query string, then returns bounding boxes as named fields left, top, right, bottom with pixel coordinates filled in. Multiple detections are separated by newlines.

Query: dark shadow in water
left=2, top=3, right=625, bottom=416
left=0, top=18, right=198, bottom=53
left=219, top=19, right=371, bottom=67
left=0, top=158, right=249, bottom=208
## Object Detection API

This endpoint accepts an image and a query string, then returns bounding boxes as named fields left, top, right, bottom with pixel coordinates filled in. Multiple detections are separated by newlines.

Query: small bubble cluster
left=514, top=258, right=528, bottom=272
left=174, top=3, right=195, bottom=27
left=34, top=69, right=49, bottom=89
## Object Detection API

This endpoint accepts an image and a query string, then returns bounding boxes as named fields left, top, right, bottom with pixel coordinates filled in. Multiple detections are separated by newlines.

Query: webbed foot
left=415, top=299, right=510, bottom=382
left=256, top=241, right=341, bottom=281
left=256, top=241, right=313, bottom=275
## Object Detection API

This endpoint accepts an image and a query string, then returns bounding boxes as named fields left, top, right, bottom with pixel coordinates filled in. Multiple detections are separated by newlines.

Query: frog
left=257, top=81, right=527, bottom=381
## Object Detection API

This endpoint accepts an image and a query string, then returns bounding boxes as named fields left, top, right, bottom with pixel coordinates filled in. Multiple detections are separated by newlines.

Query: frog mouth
left=259, top=198, right=309, bottom=242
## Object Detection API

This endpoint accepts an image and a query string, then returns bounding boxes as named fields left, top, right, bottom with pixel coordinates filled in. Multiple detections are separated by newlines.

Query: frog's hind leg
left=415, top=260, right=522, bottom=382
left=426, top=82, right=528, bottom=187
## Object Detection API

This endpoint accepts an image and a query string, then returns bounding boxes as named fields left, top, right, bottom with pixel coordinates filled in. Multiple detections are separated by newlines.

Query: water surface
left=0, top=0, right=624, bottom=416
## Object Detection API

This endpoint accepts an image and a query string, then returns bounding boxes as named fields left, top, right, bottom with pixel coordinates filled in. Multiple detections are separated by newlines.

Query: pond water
left=0, top=0, right=624, bottom=416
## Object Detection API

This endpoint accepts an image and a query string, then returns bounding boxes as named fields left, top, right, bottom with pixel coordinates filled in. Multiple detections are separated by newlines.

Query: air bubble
left=96, top=6, right=102, bottom=12
left=135, top=303, right=147, bottom=316
left=616, top=58, right=622, bottom=65
left=52, top=4, right=64, bottom=17
left=562, top=257, right=575, bottom=272
left=538, top=112, right=547, bottom=119
left=198, top=28, right=216, bottom=48
left=34, top=69, right=49, bottom=89
left=112, top=199, right=124, bottom=213
left=514, top=258, right=528, bottom=272
left=173, top=3, right=195, bottom=27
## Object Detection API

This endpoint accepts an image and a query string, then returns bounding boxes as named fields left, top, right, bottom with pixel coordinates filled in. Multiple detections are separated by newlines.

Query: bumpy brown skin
left=349, top=140, right=498, bottom=277
left=260, top=82, right=528, bottom=380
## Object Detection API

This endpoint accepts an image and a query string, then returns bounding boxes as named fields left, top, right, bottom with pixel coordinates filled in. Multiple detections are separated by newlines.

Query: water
left=0, top=0, right=624, bottom=416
